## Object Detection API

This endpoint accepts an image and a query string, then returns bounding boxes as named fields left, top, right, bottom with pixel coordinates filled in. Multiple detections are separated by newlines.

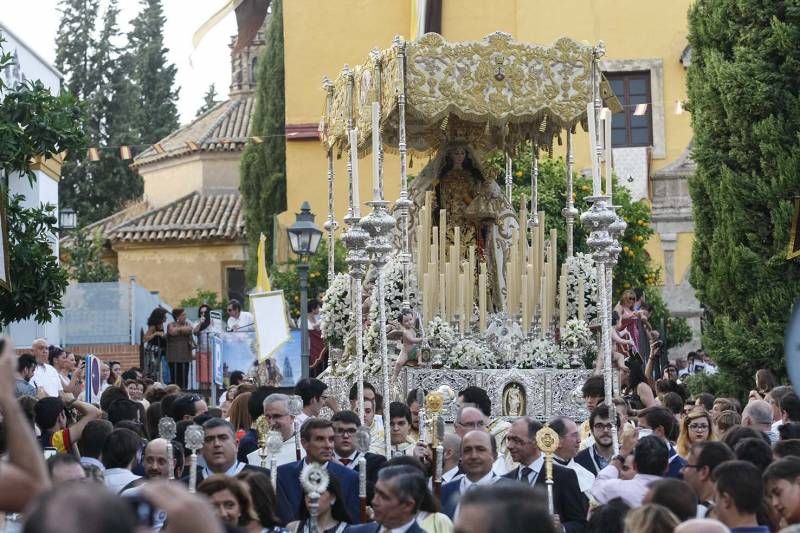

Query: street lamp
left=287, top=201, right=322, bottom=379
left=59, top=207, right=77, bottom=230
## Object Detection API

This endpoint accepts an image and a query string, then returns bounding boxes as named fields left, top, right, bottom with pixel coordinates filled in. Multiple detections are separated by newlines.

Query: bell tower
left=228, top=17, right=268, bottom=98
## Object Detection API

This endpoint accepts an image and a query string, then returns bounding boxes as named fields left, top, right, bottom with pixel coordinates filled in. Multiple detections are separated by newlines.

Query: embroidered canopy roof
left=320, top=32, right=619, bottom=157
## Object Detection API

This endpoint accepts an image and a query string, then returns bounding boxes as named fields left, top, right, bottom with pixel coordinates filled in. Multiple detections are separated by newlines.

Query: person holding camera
left=33, top=396, right=101, bottom=454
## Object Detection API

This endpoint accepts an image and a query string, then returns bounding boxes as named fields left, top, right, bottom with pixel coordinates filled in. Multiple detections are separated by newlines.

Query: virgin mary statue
left=408, top=143, right=518, bottom=311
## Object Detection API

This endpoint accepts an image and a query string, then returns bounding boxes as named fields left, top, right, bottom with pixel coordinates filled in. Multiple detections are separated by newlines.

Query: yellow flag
left=256, top=232, right=271, bottom=292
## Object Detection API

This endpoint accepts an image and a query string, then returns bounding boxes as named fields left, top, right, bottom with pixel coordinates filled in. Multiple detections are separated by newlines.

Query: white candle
left=371, top=101, right=381, bottom=200
left=578, top=277, right=586, bottom=321
left=587, top=102, right=601, bottom=196
left=479, top=265, right=487, bottom=332
left=602, top=107, right=613, bottom=199
left=349, top=128, right=360, bottom=216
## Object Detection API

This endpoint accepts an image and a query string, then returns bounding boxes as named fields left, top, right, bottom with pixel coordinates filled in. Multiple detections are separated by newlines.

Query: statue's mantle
left=323, top=367, right=592, bottom=422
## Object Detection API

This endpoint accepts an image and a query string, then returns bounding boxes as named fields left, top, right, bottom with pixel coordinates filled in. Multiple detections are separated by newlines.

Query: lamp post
left=287, top=201, right=322, bottom=379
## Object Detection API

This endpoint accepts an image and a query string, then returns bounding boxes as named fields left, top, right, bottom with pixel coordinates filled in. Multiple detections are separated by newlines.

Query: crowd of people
left=2, top=332, right=800, bottom=533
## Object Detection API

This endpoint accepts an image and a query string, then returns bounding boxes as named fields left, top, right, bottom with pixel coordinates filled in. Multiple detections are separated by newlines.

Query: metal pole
left=299, top=262, right=310, bottom=379
left=563, top=131, right=578, bottom=259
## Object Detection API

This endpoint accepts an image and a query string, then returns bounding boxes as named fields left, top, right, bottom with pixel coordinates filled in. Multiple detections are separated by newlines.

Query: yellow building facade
left=280, top=0, right=700, bottom=350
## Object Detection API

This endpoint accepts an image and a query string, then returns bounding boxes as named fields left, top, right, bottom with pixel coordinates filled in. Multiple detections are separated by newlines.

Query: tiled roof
left=110, top=189, right=245, bottom=243
left=131, top=95, right=255, bottom=168
left=59, top=200, right=151, bottom=249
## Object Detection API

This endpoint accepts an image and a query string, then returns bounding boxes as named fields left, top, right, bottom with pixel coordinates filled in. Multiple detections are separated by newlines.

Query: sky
left=0, top=0, right=237, bottom=125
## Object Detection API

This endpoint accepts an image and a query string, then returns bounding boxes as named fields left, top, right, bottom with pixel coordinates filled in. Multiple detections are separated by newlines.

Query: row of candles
left=414, top=191, right=589, bottom=334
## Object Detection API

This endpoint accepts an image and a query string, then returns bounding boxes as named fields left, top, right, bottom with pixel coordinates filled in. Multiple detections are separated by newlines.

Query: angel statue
left=409, top=142, right=518, bottom=310
left=388, top=308, right=423, bottom=379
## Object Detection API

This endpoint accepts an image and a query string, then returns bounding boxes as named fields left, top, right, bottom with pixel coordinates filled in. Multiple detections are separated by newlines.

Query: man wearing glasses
left=226, top=299, right=254, bottom=332
left=576, top=404, right=619, bottom=477
left=331, top=410, right=387, bottom=502
left=246, top=393, right=305, bottom=467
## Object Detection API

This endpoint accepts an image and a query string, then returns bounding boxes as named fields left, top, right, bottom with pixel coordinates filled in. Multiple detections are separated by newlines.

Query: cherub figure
left=391, top=309, right=423, bottom=379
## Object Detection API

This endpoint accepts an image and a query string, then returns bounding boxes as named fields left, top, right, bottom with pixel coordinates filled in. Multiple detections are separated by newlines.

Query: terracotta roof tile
left=132, top=95, right=254, bottom=168
left=110, top=189, right=245, bottom=243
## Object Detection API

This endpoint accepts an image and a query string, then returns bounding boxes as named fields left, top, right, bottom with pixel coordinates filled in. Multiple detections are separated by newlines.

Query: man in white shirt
left=30, top=338, right=62, bottom=398
left=226, top=299, right=254, bottom=332
left=102, top=428, right=142, bottom=494
left=743, top=399, right=780, bottom=443
left=591, top=435, right=668, bottom=507
left=549, top=416, right=595, bottom=493
left=247, top=393, right=305, bottom=467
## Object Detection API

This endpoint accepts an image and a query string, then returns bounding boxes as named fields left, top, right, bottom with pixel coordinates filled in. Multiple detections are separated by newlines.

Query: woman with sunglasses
left=676, top=408, right=715, bottom=458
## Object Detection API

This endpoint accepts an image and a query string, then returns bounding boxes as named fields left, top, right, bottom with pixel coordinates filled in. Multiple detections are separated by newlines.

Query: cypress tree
left=687, top=0, right=800, bottom=394
left=196, top=83, right=220, bottom=117
left=128, top=0, right=180, bottom=144
left=54, top=0, right=99, bottom=104
left=57, top=0, right=143, bottom=224
left=241, top=0, right=286, bottom=283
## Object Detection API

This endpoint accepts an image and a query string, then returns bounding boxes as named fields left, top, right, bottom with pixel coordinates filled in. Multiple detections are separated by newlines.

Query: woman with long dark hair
left=621, top=353, right=656, bottom=411
left=143, top=307, right=168, bottom=380
left=286, top=475, right=352, bottom=533
left=236, top=470, right=287, bottom=533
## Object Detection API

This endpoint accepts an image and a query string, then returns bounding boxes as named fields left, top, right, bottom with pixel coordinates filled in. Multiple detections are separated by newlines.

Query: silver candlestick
left=185, top=424, right=204, bottom=493
left=158, top=417, right=177, bottom=480
left=267, top=430, right=283, bottom=490
left=356, top=428, right=371, bottom=523
left=300, top=464, right=330, bottom=533
left=288, top=395, right=304, bottom=461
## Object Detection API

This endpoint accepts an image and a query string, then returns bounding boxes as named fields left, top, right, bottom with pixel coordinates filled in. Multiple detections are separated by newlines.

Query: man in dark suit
left=276, top=418, right=359, bottom=525
left=504, top=417, right=588, bottom=533
left=439, top=431, right=503, bottom=519
left=331, top=410, right=387, bottom=502
left=575, top=404, right=617, bottom=477
left=184, top=418, right=270, bottom=483
left=344, top=465, right=427, bottom=533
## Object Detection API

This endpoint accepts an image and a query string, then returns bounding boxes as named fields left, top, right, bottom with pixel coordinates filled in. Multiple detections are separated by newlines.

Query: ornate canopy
left=320, top=32, right=619, bottom=157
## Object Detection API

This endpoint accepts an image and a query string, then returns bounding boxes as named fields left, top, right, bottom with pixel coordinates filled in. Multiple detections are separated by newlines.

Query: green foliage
left=64, top=227, right=118, bottom=282
left=686, top=0, right=800, bottom=395
left=179, top=289, right=227, bottom=313
left=683, top=371, right=739, bottom=400
left=241, top=0, right=286, bottom=284
left=272, top=239, right=347, bottom=317
left=0, top=40, right=85, bottom=184
left=56, top=0, right=142, bottom=225
left=196, top=84, right=220, bottom=117
left=0, top=196, right=70, bottom=326
left=0, top=38, right=86, bottom=325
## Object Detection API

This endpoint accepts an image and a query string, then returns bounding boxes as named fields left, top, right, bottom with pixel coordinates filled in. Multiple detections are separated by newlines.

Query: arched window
left=250, top=57, right=258, bottom=84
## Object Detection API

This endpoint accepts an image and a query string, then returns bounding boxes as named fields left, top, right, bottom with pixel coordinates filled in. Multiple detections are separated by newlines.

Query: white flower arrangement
left=562, top=252, right=599, bottom=324
left=320, top=272, right=353, bottom=350
left=561, top=318, right=596, bottom=353
left=515, top=337, right=569, bottom=369
left=426, top=316, right=456, bottom=350
left=447, top=338, right=495, bottom=369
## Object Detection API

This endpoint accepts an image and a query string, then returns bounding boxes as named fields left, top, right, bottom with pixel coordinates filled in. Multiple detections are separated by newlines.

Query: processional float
left=319, top=32, right=624, bottom=455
